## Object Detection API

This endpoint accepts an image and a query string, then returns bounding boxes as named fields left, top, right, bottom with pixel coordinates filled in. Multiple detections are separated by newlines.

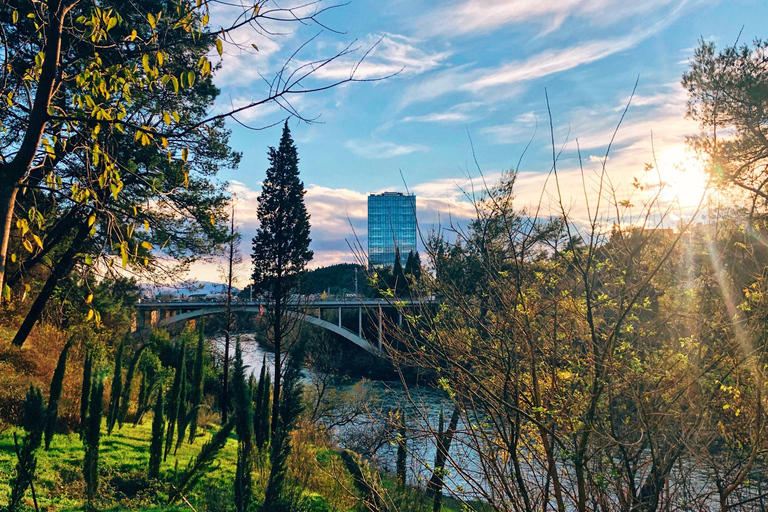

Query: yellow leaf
left=12, top=10, right=18, bottom=23
left=157, top=52, right=164, bottom=66
left=32, top=233, right=43, bottom=249
left=88, top=214, right=96, bottom=227
left=23, top=239, right=33, bottom=253
left=86, top=293, right=93, bottom=304
left=141, top=241, right=154, bottom=250
left=86, top=309, right=94, bottom=321
left=215, top=39, right=223, bottom=57
left=181, top=147, right=188, bottom=162
left=147, top=12, right=156, bottom=28
left=3, top=284, right=10, bottom=301
left=144, top=220, right=150, bottom=231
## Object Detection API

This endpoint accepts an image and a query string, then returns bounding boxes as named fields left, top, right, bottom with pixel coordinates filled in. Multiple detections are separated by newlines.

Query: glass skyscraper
left=368, top=192, right=417, bottom=267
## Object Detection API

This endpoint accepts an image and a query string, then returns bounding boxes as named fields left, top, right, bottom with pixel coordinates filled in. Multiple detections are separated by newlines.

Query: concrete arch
left=145, top=305, right=381, bottom=356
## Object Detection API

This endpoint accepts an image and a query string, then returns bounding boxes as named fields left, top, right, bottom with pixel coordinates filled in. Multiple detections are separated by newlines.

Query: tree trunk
left=0, top=184, right=18, bottom=303
left=12, top=223, right=89, bottom=346
left=270, top=284, right=282, bottom=439
left=427, top=406, right=460, bottom=512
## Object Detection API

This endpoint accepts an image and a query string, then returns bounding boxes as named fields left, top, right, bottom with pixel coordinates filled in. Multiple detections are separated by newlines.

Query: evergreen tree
left=404, top=250, right=422, bottom=282
left=253, top=355, right=271, bottom=450
left=136, top=373, right=148, bottom=425
left=188, top=328, right=205, bottom=444
left=79, top=352, right=92, bottom=438
left=84, top=376, right=104, bottom=510
left=263, top=352, right=305, bottom=509
left=232, top=337, right=254, bottom=512
left=251, top=120, right=313, bottom=439
left=119, top=344, right=148, bottom=427
left=44, top=338, right=73, bottom=449
left=148, top=392, right=164, bottom=479
left=164, top=336, right=187, bottom=460
left=107, top=341, right=124, bottom=435
left=8, top=386, right=45, bottom=512
left=393, top=247, right=407, bottom=297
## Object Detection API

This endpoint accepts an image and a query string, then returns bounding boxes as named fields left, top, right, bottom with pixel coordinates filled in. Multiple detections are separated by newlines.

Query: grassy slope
left=0, top=419, right=239, bottom=511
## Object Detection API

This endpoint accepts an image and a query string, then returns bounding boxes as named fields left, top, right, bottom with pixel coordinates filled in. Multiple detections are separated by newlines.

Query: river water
left=209, top=332, right=473, bottom=495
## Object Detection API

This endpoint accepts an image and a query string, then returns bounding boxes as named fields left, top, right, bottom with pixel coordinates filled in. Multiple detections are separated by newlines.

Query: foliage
left=107, top=339, right=124, bottom=435
left=254, top=355, right=272, bottom=450
left=232, top=337, right=254, bottom=512
left=187, top=328, right=205, bottom=443
left=8, top=385, right=45, bottom=512
left=164, top=333, right=187, bottom=460
left=83, top=375, right=104, bottom=509
left=148, top=391, right=165, bottom=480
left=263, top=352, right=305, bottom=510
left=79, top=351, right=92, bottom=437
left=44, top=337, right=73, bottom=449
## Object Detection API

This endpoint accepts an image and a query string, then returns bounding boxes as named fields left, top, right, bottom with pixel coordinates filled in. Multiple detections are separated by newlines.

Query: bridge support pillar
left=338, top=307, right=342, bottom=327
left=398, top=313, right=402, bottom=327
left=358, top=307, right=363, bottom=338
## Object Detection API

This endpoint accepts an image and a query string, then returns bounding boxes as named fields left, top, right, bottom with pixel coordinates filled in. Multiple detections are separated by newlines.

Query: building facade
left=368, top=192, right=417, bottom=267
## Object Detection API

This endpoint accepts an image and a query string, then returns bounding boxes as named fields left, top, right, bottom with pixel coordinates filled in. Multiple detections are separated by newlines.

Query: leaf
left=12, top=10, right=18, bottom=23
left=88, top=214, right=96, bottom=227
left=147, top=12, right=156, bottom=29
left=142, top=53, right=150, bottom=72
left=32, top=233, right=43, bottom=250
left=157, top=52, right=164, bottom=66
left=23, top=239, right=33, bottom=253
left=120, top=244, right=128, bottom=268
left=86, top=293, right=93, bottom=304
left=10, top=253, right=16, bottom=263
left=181, top=147, right=189, bottom=162
left=171, top=75, right=179, bottom=93
left=85, top=254, right=93, bottom=265
left=187, top=71, right=195, bottom=86
left=3, top=284, right=10, bottom=301
left=141, top=241, right=154, bottom=250
left=86, top=309, right=94, bottom=321
left=163, top=111, right=171, bottom=125
left=215, top=39, right=223, bottom=57
left=251, top=43, right=259, bottom=51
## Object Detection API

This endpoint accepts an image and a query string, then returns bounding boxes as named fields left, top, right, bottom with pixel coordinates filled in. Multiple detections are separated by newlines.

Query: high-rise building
left=367, top=192, right=417, bottom=267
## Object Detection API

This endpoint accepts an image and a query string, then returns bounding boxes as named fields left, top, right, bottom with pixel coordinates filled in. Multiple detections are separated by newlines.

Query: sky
left=187, top=0, right=767, bottom=283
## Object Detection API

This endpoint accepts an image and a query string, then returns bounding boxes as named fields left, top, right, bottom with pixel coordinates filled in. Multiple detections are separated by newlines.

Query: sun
left=656, top=147, right=711, bottom=210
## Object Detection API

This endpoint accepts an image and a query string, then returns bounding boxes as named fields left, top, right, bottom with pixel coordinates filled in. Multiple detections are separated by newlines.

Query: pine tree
left=107, top=341, right=124, bottom=434
left=252, top=120, right=313, bottom=439
left=84, top=376, right=104, bottom=510
left=164, top=336, right=186, bottom=460
left=148, top=392, right=164, bottom=479
left=79, top=353, right=92, bottom=438
left=44, top=338, right=73, bottom=449
left=232, top=337, right=254, bottom=512
left=8, top=385, right=45, bottom=512
left=187, top=328, right=205, bottom=444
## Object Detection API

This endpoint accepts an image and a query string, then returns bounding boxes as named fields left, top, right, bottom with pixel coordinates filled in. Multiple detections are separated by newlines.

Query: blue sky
left=189, top=0, right=767, bottom=281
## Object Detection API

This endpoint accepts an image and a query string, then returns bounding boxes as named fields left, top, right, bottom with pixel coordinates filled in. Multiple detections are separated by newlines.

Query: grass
left=0, top=417, right=470, bottom=512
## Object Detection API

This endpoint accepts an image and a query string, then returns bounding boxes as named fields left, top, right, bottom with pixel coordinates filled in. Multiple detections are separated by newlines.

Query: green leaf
left=12, top=10, right=18, bottom=23
left=187, top=71, right=195, bottom=86
left=3, top=284, right=10, bottom=301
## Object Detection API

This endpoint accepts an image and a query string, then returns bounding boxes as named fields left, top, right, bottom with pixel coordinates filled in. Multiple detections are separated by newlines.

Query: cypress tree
left=136, top=372, right=147, bottom=424
left=251, top=120, right=313, bottom=440
left=148, top=392, right=164, bottom=479
left=232, top=337, right=254, bottom=512
left=119, top=344, right=148, bottom=427
left=263, top=352, right=304, bottom=510
left=8, top=385, right=45, bottom=512
left=253, top=355, right=272, bottom=450
left=164, top=336, right=186, bottom=460
left=44, top=338, right=73, bottom=450
left=79, top=352, right=92, bottom=438
left=84, top=376, right=104, bottom=510
left=107, top=341, right=124, bottom=435
left=187, top=328, right=205, bottom=444
left=174, top=361, right=188, bottom=455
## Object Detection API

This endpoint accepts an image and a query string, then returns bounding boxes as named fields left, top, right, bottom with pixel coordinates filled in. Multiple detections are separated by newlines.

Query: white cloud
left=345, top=139, right=430, bottom=159
left=481, top=111, right=539, bottom=144
left=401, top=112, right=470, bottom=123
left=309, top=34, right=450, bottom=81
left=421, top=0, right=703, bottom=38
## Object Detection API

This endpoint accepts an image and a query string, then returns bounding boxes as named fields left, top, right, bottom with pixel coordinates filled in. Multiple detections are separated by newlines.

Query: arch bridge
left=134, top=298, right=433, bottom=356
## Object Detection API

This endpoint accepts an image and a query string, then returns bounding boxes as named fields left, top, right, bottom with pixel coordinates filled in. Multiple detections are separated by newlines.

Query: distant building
left=368, top=192, right=417, bottom=267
